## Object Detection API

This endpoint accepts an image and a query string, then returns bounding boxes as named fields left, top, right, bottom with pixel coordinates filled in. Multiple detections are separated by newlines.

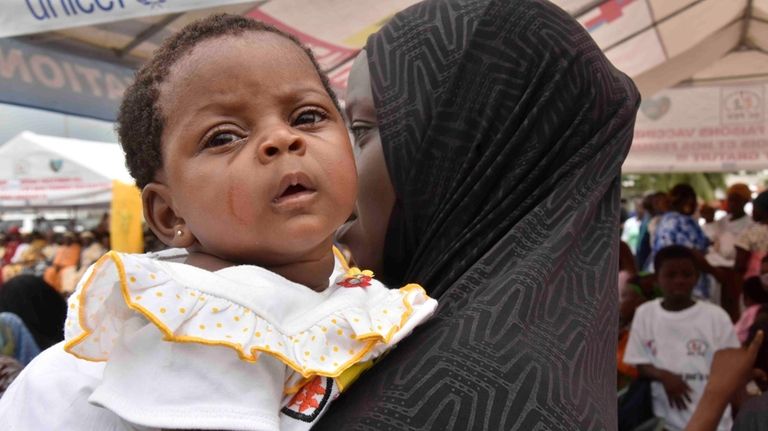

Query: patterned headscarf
left=316, top=0, right=639, bottom=429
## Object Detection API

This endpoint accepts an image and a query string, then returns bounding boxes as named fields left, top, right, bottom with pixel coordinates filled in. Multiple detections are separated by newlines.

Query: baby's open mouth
left=273, top=172, right=317, bottom=205
left=280, top=184, right=309, bottom=197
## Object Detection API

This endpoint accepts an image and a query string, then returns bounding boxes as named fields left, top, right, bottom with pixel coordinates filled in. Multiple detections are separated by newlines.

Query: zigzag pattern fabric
left=315, top=0, right=639, bottom=429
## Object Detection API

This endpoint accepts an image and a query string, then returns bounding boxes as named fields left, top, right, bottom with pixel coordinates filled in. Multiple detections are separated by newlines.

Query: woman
left=323, top=0, right=639, bottom=429
left=651, top=184, right=709, bottom=258
left=42, top=232, right=80, bottom=292
left=735, top=191, right=768, bottom=280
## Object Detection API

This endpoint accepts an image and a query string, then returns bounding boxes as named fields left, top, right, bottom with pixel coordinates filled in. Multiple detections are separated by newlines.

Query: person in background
left=10, top=233, right=31, bottom=262
left=40, top=230, right=59, bottom=264
left=623, top=197, right=645, bottom=252
left=618, top=276, right=647, bottom=389
left=653, top=185, right=709, bottom=257
left=653, top=184, right=718, bottom=298
left=735, top=191, right=768, bottom=280
left=60, top=231, right=105, bottom=294
left=700, top=203, right=718, bottom=243
left=638, top=192, right=669, bottom=271
left=624, top=245, right=739, bottom=431
left=0, top=228, right=21, bottom=286
left=0, top=355, right=22, bottom=398
left=42, top=232, right=81, bottom=292
left=0, top=232, right=46, bottom=281
left=734, top=277, right=768, bottom=344
left=0, top=275, right=67, bottom=351
left=709, top=184, right=753, bottom=267
left=1, top=227, right=21, bottom=268
left=648, top=192, right=671, bottom=244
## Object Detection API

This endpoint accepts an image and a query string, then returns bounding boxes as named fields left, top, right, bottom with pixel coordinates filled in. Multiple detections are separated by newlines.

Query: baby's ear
left=142, top=183, right=195, bottom=249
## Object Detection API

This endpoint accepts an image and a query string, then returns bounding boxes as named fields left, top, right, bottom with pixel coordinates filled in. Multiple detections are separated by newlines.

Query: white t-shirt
left=624, top=299, right=740, bottom=431
left=708, top=214, right=753, bottom=265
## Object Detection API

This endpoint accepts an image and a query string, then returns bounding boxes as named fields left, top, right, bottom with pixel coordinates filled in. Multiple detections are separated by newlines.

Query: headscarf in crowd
left=316, top=0, right=639, bottom=429
left=0, top=275, right=67, bottom=350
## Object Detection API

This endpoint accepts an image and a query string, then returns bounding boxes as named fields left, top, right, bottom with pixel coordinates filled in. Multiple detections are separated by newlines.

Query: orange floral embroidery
left=336, top=267, right=374, bottom=288
left=289, top=377, right=326, bottom=412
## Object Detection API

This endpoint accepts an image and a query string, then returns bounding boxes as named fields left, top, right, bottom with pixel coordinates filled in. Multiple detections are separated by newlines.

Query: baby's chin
left=215, top=238, right=338, bottom=267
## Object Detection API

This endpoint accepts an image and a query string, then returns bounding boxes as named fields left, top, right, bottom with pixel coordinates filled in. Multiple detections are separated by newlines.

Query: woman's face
left=336, top=50, right=396, bottom=273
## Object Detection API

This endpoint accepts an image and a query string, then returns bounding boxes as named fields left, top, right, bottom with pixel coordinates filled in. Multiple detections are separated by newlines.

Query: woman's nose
left=257, top=129, right=306, bottom=164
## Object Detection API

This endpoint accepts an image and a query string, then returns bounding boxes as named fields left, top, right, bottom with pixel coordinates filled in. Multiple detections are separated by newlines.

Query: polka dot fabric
left=64, top=251, right=436, bottom=378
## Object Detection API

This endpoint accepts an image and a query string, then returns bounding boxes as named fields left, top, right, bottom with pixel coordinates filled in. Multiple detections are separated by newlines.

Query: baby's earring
left=176, top=229, right=183, bottom=238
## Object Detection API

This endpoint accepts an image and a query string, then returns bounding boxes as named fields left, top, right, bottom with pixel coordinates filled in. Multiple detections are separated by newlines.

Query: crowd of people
left=0, top=216, right=114, bottom=395
left=618, top=183, right=768, bottom=430
left=0, top=226, right=109, bottom=292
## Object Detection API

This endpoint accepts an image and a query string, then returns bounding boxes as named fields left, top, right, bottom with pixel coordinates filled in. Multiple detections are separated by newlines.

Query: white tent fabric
left=0, top=131, right=132, bottom=208
left=4, top=0, right=768, bottom=173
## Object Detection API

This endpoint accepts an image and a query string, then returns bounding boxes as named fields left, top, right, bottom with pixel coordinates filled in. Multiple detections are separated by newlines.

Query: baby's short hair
left=117, top=14, right=341, bottom=189
left=653, top=245, right=697, bottom=273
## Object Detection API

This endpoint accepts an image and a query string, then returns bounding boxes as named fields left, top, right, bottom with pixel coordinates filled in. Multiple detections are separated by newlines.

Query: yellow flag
left=110, top=180, right=144, bottom=253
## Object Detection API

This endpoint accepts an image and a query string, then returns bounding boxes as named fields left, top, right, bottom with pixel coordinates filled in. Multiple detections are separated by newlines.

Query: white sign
left=0, top=0, right=256, bottom=38
left=624, top=82, right=768, bottom=173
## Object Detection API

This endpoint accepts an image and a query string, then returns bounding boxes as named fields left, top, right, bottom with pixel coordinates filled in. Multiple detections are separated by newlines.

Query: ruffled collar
left=64, top=249, right=432, bottom=378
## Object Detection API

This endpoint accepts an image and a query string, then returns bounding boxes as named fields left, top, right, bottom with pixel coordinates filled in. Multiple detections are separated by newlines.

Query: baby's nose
left=257, top=130, right=306, bottom=163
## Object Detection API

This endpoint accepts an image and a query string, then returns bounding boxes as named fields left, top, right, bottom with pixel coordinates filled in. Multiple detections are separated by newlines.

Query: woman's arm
left=685, top=331, right=764, bottom=431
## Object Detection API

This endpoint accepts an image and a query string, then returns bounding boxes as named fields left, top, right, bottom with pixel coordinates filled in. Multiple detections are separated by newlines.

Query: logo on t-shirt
left=644, top=340, right=657, bottom=356
left=686, top=339, right=709, bottom=356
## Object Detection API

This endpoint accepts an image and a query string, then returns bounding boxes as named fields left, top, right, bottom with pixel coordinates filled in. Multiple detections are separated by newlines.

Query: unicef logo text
left=25, top=0, right=165, bottom=21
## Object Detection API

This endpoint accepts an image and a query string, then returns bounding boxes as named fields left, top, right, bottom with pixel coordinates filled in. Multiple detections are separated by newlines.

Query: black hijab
left=317, top=0, right=639, bottom=429
left=0, top=275, right=67, bottom=350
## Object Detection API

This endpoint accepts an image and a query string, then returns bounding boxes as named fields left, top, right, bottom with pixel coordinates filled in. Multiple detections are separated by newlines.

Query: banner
left=0, top=132, right=132, bottom=208
left=624, top=82, right=768, bottom=173
left=109, top=180, right=143, bottom=253
left=0, top=38, right=134, bottom=121
left=0, top=0, right=255, bottom=38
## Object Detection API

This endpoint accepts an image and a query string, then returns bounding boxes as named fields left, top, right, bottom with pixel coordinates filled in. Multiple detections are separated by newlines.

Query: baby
left=0, top=14, right=436, bottom=431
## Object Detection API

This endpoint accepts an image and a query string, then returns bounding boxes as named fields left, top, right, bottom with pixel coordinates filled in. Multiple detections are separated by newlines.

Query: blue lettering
left=94, top=0, right=113, bottom=11
left=27, top=0, right=127, bottom=21
left=68, top=0, right=81, bottom=15
left=75, top=0, right=94, bottom=13
left=45, top=0, right=58, bottom=18
left=59, top=0, right=74, bottom=16
left=25, top=0, right=50, bottom=20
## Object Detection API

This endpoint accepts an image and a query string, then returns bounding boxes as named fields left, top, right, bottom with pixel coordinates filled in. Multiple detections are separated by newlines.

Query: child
left=624, top=245, right=739, bottom=431
left=0, top=14, right=436, bottom=431
left=734, top=276, right=768, bottom=343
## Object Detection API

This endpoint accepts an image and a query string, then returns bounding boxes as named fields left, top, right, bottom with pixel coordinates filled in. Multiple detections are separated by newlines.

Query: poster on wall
left=0, top=0, right=256, bottom=38
left=624, top=82, right=768, bottom=173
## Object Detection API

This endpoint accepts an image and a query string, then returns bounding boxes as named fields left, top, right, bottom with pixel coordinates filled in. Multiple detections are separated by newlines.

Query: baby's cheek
left=227, top=180, right=257, bottom=225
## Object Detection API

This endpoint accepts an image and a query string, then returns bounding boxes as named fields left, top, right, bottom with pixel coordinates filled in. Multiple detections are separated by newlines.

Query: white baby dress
left=10, top=247, right=436, bottom=431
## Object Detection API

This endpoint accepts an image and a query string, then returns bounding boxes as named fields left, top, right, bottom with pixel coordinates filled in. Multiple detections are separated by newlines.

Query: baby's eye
left=205, top=132, right=243, bottom=148
left=294, top=109, right=327, bottom=126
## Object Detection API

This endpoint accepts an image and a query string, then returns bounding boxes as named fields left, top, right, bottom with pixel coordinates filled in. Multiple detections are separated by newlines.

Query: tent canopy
left=573, top=0, right=768, bottom=97
left=0, top=131, right=131, bottom=209
left=4, top=0, right=768, bottom=174
left=6, top=0, right=764, bottom=98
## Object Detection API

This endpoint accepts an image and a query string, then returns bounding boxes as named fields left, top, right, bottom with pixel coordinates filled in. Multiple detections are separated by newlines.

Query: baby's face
left=156, top=32, right=356, bottom=266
